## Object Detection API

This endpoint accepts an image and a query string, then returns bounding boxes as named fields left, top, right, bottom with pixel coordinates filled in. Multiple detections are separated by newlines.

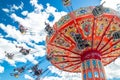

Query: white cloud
left=42, top=77, right=61, bottom=80
left=48, top=66, right=82, bottom=80
left=0, top=48, right=5, bottom=60
left=0, top=37, right=26, bottom=66
left=0, top=32, right=46, bottom=66
left=21, top=11, right=28, bottom=16
left=10, top=3, right=67, bottom=43
left=45, top=3, right=67, bottom=24
left=33, top=45, right=46, bottom=57
left=30, top=0, right=43, bottom=13
left=11, top=2, right=24, bottom=10
left=0, top=1, right=67, bottom=67
left=101, top=0, right=120, bottom=10
left=24, top=74, right=34, bottom=80
left=25, top=54, right=38, bottom=64
left=0, top=65, right=4, bottom=73
left=114, top=57, right=120, bottom=66
left=2, top=8, right=9, bottom=13
left=105, top=58, right=120, bottom=79
left=30, top=0, right=38, bottom=6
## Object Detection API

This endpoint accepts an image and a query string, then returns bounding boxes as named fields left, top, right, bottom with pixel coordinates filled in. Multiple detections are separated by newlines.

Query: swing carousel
left=45, top=0, right=120, bottom=80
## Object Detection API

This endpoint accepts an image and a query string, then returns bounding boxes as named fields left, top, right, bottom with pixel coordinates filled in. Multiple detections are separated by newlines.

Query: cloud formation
left=105, top=58, right=120, bottom=79
left=0, top=0, right=67, bottom=78
left=24, top=74, right=34, bottom=80
left=101, top=0, right=120, bottom=11
left=0, top=66, right=4, bottom=73
left=0, top=0, right=120, bottom=80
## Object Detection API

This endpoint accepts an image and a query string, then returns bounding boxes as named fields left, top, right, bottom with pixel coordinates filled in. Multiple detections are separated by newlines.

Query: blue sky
left=0, top=0, right=120, bottom=80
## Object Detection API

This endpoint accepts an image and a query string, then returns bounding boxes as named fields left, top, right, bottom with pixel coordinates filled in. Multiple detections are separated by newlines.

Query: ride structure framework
left=46, top=6, right=120, bottom=80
